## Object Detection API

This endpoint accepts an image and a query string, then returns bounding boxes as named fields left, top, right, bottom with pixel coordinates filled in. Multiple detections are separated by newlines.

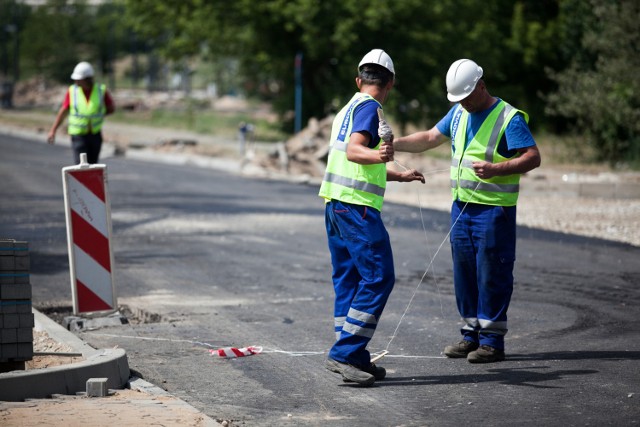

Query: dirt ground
left=0, top=388, right=215, bottom=427
left=25, top=330, right=83, bottom=369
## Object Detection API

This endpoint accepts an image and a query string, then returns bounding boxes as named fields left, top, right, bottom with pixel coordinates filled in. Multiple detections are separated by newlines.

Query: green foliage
left=122, top=0, right=563, bottom=135
left=8, top=0, right=639, bottom=166
left=546, top=0, right=640, bottom=166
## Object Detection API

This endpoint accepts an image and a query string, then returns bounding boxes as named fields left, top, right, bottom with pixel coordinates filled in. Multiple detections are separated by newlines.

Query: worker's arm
left=47, top=106, right=69, bottom=144
left=472, top=145, right=542, bottom=179
left=393, top=126, right=449, bottom=153
left=346, top=131, right=394, bottom=164
left=387, top=167, right=425, bottom=183
left=104, top=91, right=115, bottom=115
left=344, top=131, right=424, bottom=183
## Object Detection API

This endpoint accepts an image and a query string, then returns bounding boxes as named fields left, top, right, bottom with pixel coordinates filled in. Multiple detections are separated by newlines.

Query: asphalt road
left=1, top=132, right=639, bottom=426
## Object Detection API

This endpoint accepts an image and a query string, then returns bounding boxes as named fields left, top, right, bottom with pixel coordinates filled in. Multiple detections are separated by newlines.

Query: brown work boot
left=443, top=340, right=479, bottom=358
left=467, top=345, right=506, bottom=363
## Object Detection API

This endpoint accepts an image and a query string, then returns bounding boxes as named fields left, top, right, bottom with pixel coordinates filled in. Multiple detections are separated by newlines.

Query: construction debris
left=258, top=115, right=334, bottom=178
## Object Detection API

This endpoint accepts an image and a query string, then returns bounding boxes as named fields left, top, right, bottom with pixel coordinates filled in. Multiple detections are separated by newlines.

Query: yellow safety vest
left=68, top=83, right=106, bottom=135
left=319, top=93, right=387, bottom=211
left=450, top=100, right=529, bottom=206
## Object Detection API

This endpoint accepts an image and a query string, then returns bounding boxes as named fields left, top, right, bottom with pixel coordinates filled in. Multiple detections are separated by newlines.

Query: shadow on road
left=362, top=366, right=599, bottom=389
left=508, top=350, right=640, bottom=361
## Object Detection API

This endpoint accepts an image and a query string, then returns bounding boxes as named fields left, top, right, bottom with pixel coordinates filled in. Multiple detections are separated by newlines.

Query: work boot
left=443, top=339, right=479, bottom=358
left=467, top=345, right=506, bottom=363
left=325, top=358, right=376, bottom=386
left=342, top=363, right=386, bottom=383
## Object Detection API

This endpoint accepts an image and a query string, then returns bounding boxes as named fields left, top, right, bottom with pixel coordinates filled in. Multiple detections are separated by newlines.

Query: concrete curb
left=0, top=309, right=130, bottom=402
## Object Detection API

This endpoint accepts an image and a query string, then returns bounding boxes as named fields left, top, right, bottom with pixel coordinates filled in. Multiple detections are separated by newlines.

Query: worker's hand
left=379, top=142, right=394, bottom=163
left=46, top=130, right=55, bottom=145
left=377, top=108, right=394, bottom=144
left=399, top=168, right=425, bottom=183
left=472, top=161, right=497, bottom=179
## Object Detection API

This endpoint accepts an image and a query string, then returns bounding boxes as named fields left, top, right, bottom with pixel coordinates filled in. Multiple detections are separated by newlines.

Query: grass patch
left=110, top=107, right=287, bottom=143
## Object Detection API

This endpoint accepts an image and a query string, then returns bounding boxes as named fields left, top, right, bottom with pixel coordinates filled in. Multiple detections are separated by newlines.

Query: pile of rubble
left=12, top=77, right=66, bottom=109
left=259, top=115, right=334, bottom=178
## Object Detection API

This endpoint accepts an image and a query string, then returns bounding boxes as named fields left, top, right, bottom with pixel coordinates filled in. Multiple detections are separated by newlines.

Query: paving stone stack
left=0, top=239, right=34, bottom=371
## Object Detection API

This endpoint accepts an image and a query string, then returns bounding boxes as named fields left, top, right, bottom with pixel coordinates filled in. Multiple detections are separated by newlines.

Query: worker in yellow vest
left=320, top=49, right=425, bottom=386
left=394, top=59, right=541, bottom=363
left=47, top=61, right=115, bottom=164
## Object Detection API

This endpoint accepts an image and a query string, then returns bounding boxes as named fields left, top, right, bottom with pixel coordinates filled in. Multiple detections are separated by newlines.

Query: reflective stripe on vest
left=450, top=100, right=528, bottom=206
left=68, top=84, right=106, bottom=135
left=318, top=93, right=386, bottom=210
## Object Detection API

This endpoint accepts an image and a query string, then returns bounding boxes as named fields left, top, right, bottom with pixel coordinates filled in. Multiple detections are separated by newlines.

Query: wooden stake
left=370, top=350, right=389, bottom=363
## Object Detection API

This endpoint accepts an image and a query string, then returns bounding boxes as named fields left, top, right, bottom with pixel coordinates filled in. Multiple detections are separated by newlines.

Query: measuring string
left=383, top=160, right=481, bottom=354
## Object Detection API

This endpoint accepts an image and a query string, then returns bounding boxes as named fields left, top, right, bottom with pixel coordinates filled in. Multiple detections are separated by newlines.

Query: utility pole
left=294, top=52, right=303, bottom=134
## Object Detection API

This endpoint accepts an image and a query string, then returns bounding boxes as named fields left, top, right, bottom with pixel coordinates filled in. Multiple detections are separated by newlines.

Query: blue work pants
left=450, top=201, right=516, bottom=350
left=325, top=200, right=395, bottom=367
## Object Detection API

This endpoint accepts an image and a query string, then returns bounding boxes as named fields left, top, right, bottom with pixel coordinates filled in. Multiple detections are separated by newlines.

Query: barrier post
left=62, top=153, right=117, bottom=315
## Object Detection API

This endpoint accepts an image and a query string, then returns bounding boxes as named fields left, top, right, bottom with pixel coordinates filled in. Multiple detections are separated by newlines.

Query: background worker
left=319, top=49, right=425, bottom=386
left=47, top=61, right=115, bottom=164
left=394, top=59, right=541, bottom=363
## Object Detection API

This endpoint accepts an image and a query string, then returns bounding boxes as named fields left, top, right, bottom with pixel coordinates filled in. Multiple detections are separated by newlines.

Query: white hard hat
left=70, top=61, right=94, bottom=80
left=358, top=49, right=395, bottom=75
left=446, top=59, right=483, bottom=102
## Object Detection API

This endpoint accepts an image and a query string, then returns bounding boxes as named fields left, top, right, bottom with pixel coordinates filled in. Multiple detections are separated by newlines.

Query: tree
left=19, top=0, right=92, bottom=82
left=546, top=0, right=640, bottom=165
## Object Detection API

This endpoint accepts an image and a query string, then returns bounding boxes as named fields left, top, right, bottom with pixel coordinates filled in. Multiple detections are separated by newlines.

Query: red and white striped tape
left=210, top=346, right=263, bottom=358
left=63, top=159, right=116, bottom=314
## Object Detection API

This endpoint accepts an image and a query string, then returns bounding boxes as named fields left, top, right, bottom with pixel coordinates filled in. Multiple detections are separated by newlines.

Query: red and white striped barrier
left=62, top=154, right=117, bottom=315
left=210, top=346, right=263, bottom=358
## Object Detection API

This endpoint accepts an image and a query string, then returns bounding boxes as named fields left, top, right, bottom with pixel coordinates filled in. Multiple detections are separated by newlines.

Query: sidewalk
left=0, top=309, right=218, bottom=426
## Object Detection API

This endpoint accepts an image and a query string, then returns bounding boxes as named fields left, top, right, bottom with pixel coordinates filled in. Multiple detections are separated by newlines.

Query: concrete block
left=1, top=301, right=18, bottom=314
left=0, top=273, right=30, bottom=285
left=17, top=327, right=32, bottom=343
left=1, top=329, right=17, bottom=344
left=0, top=283, right=31, bottom=299
left=0, top=257, right=15, bottom=271
left=64, top=313, right=128, bottom=332
left=16, top=343, right=33, bottom=360
left=19, top=313, right=34, bottom=328
left=0, top=240, right=27, bottom=257
left=0, top=360, right=25, bottom=372
left=13, top=256, right=30, bottom=271
left=86, top=378, right=109, bottom=397
left=1, top=300, right=32, bottom=313
left=1, top=343, right=17, bottom=359
left=3, top=313, right=19, bottom=328
left=16, top=301, right=32, bottom=313
left=0, top=240, right=15, bottom=256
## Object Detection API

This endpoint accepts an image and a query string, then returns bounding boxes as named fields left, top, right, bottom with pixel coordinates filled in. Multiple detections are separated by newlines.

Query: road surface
left=1, top=132, right=639, bottom=426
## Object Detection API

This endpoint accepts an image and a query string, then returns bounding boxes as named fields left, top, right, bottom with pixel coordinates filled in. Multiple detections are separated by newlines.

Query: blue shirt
left=350, top=99, right=381, bottom=149
left=436, top=98, right=536, bottom=158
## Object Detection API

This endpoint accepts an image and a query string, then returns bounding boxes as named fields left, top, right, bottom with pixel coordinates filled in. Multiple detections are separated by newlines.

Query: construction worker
left=319, top=49, right=425, bottom=386
left=394, top=59, right=541, bottom=363
left=47, top=61, right=115, bottom=164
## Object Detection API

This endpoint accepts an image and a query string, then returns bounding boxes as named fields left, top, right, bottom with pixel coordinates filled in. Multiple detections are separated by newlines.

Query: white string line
left=385, top=160, right=480, bottom=353
left=87, top=332, right=443, bottom=359
left=394, top=162, right=447, bottom=317
left=90, top=171, right=477, bottom=361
